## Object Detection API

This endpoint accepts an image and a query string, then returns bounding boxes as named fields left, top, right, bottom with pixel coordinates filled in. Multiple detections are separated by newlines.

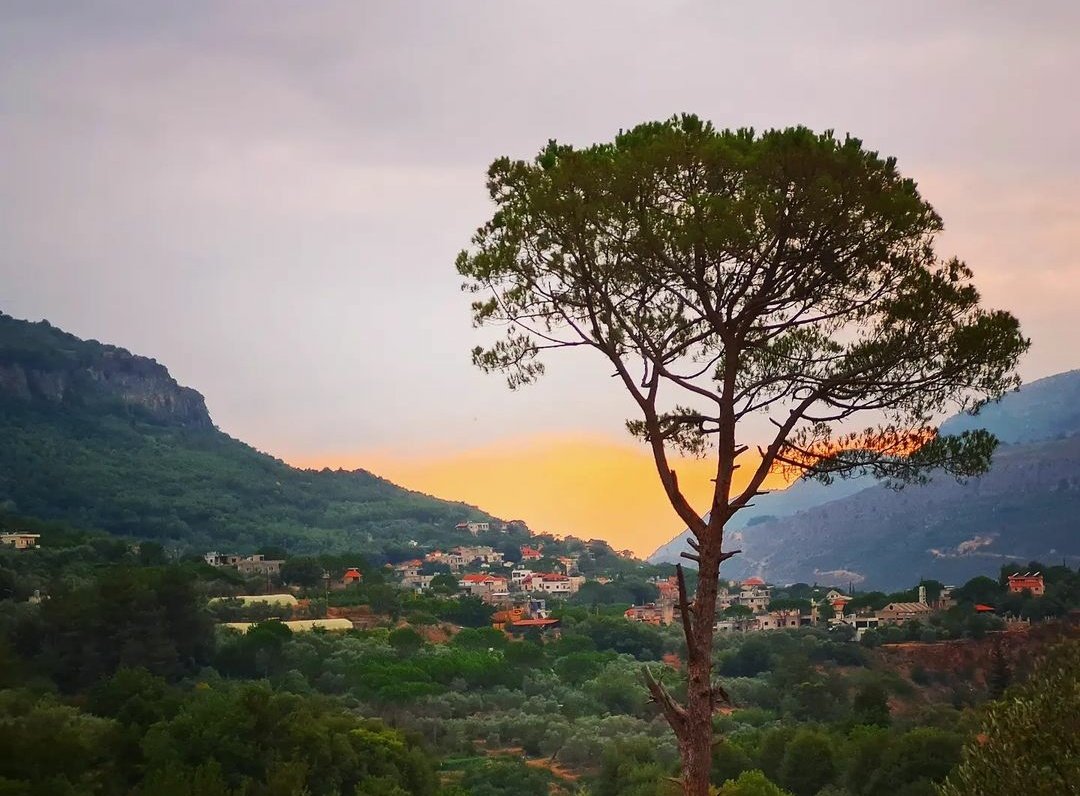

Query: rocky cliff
left=0, top=313, right=211, bottom=429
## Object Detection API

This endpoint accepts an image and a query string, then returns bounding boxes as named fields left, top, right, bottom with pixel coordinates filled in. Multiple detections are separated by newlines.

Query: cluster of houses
left=624, top=571, right=1051, bottom=640
left=390, top=543, right=585, bottom=605
left=453, top=519, right=530, bottom=535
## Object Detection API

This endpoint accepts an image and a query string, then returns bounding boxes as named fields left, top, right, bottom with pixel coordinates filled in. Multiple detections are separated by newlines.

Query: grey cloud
left=1, top=1, right=1078, bottom=456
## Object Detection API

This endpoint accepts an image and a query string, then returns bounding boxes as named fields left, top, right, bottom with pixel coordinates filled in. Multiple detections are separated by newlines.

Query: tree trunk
left=679, top=545, right=722, bottom=796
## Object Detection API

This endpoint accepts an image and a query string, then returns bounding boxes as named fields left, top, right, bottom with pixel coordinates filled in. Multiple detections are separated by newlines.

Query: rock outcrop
left=0, top=313, right=212, bottom=429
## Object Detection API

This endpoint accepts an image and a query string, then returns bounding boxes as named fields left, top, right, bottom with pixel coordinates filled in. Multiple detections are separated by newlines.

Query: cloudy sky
left=3, top=2, right=1078, bottom=554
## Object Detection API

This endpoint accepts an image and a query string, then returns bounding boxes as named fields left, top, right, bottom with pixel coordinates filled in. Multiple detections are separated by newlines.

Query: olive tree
left=456, top=116, right=1027, bottom=795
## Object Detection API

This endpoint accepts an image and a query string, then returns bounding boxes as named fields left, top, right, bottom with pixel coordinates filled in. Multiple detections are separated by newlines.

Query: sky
left=2, top=2, right=1079, bottom=555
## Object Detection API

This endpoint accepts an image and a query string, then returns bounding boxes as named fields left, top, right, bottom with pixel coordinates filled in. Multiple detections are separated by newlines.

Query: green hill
left=0, top=313, right=503, bottom=556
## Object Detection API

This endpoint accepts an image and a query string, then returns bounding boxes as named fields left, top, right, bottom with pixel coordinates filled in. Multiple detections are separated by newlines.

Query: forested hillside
left=3, top=532, right=1075, bottom=795
left=0, top=313, right=498, bottom=556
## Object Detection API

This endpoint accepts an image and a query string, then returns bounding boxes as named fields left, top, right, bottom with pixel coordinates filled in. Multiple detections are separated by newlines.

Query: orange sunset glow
left=290, top=435, right=791, bottom=557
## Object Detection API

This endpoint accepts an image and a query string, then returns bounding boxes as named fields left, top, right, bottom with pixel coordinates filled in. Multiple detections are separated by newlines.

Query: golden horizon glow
left=287, top=434, right=790, bottom=557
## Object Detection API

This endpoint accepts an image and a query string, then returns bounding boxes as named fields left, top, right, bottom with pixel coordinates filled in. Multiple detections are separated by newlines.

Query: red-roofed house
left=625, top=603, right=674, bottom=625
left=1007, top=572, right=1045, bottom=596
left=342, top=568, right=363, bottom=585
left=459, top=573, right=508, bottom=599
left=508, top=617, right=561, bottom=637
left=717, top=577, right=771, bottom=613
left=520, top=545, right=543, bottom=561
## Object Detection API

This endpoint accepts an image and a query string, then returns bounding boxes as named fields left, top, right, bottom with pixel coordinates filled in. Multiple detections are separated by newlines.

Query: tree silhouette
left=457, top=115, right=1027, bottom=795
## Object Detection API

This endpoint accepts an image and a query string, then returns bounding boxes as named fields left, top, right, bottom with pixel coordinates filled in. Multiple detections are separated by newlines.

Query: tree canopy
left=457, top=115, right=1027, bottom=796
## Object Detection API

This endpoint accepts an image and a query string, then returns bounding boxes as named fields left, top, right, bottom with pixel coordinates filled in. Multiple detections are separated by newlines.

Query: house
left=876, top=601, right=932, bottom=625
left=714, top=616, right=757, bottom=633
left=393, top=559, right=424, bottom=579
left=520, top=545, right=543, bottom=561
left=507, top=617, right=561, bottom=637
left=456, top=545, right=504, bottom=565
left=492, top=607, right=525, bottom=629
left=0, top=532, right=40, bottom=550
left=625, top=602, right=674, bottom=625
left=756, top=609, right=812, bottom=630
left=442, top=550, right=467, bottom=570
left=827, top=593, right=853, bottom=615
left=718, top=577, right=772, bottom=614
left=1007, top=572, right=1045, bottom=596
left=510, top=568, right=535, bottom=588
left=459, top=573, right=508, bottom=598
left=236, top=555, right=284, bottom=577
left=829, top=613, right=881, bottom=641
left=204, top=551, right=242, bottom=567
left=525, top=573, right=585, bottom=596
left=404, top=574, right=436, bottom=592
left=656, top=577, right=679, bottom=601
left=455, top=521, right=491, bottom=535
left=556, top=555, right=580, bottom=575
left=341, top=567, right=363, bottom=586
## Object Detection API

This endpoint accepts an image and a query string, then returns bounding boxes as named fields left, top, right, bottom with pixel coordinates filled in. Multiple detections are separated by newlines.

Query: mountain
left=0, top=313, right=503, bottom=556
left=649, top=370, right=1080, bottom=588
left=938, top=369, right=1080, bottom=444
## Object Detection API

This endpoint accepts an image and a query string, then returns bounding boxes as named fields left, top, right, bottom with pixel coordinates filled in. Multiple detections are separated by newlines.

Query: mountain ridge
left=649, top=370, right=1080, bottom=587
left=0, top=313, right=211, bottom=429
left=0, top=312, right=506, bottom=556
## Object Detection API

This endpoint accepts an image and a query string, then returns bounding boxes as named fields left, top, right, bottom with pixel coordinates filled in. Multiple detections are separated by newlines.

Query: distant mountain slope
left=649, top=370, right=1080, bottom=586
left=0, top=313, right=501, bottom=555
left=710, top=435, right=1080, bottom=589
left=648, top=475, right=874, bottom=565
left=939, top=369, right=1080, bottom=444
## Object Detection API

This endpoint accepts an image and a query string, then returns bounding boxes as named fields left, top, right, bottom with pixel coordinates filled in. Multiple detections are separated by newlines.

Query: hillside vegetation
left=4, top=533, right=1075, bottom=795
left=0, top=313, right=497, bottom=555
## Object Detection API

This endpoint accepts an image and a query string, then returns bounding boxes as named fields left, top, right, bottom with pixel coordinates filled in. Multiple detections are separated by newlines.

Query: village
left=192, top=521, right=1053, bottom=642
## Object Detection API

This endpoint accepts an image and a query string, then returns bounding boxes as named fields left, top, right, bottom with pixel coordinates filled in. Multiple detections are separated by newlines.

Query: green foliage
left=953, top=576, right=1000, bottom=606
left=456, top=758, right=551, bottom=796
left=29, top=565, right=214, bottom=692
left=571, top=578, right=658, bottom=607
left=458, top=116, right=1027, bottom=481
left=389, top=626, right=425, bottom=656
left=429, top=572, right=460, bottom=595
left=724, top=604, right=754, bottom=618
left=139, top=682, right=437, bottom=795
left=720, top=638, right=774, bottom=678
left=214, top=620, right=294, bottom=678
left=715, top=770, right=793, bottom=796
left=863, top=727, right=961, bottom=795
left=0, top=690, right=121, bottom=796
left=3, top=538, right=1068, bottom=796
left=569, top=616, right=665, bottom=660
left=595, top=737, right=672, bottom=796
left=850, top=682, right=891, bottom=728
left=711, top=740, right=753, bottom=786
left=939, top=639, right=1080, bottom=796
left=778, top=729, right=836, bottom=796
